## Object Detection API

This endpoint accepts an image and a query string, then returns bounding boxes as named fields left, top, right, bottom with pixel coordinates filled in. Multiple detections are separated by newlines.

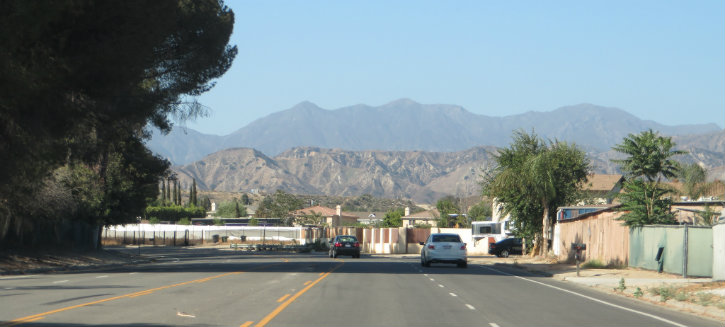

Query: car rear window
left=432, top=235, right=461, bottom=243
left=338, top=236, right=357, bottom=242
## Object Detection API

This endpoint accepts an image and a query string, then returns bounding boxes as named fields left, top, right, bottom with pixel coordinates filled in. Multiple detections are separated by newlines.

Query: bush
left=178, top=217, right=191, bottom=225
left=145, top=205, right=205, bottom=222
left=582, top=259, right=606, bottom=269
left=148, top=217, right=160, bottom=224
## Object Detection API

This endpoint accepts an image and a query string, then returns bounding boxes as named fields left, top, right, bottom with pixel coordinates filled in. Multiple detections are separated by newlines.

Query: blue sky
left=186, top=1, right=725, bottom=135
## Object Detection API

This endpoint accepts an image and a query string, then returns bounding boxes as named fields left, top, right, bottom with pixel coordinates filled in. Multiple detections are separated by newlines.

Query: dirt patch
left=0, top=248, right=142, bottom=275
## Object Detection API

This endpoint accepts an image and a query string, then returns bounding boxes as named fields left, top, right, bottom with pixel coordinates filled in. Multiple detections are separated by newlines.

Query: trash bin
left=212, top=234, right=219, bottom=243
left=221, top=236, right=228, bottom=242
left=241, top=235, right=247, bottom=242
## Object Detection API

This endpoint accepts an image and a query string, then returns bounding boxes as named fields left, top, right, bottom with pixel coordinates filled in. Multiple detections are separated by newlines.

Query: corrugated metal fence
left=629, top=225, right=713, bottom=277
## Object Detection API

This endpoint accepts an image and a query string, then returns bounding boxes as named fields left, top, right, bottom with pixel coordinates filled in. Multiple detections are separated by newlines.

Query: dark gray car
left=329, top=235, right=361, bottom=258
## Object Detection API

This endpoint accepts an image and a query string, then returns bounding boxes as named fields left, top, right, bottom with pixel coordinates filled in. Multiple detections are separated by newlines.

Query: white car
left=419, top=233, right=467, bottom=268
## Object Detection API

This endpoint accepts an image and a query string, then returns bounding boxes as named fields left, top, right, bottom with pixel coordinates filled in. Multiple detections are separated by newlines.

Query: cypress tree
left=161, top=180, right=166, bottom=203
left=166, top=179, right=171, bottom=206
left=172, top=180, right=177, bottom=205
left=177, top=181, right=182, bottom=205
left=191, top=179, right=197, bottom=206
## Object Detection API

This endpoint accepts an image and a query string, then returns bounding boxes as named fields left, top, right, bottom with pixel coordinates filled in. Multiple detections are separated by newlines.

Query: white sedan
left=420, top=233, right=467, bottom=268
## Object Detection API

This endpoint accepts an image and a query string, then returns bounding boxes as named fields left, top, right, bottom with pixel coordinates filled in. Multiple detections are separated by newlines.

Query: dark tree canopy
left=0, top=0, right=236, bottom=247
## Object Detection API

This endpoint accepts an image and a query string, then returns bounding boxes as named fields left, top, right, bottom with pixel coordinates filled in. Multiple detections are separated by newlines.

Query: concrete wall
left=555, top=210, right=629, bottom=266
left=713, top=222, right=725, bottom=281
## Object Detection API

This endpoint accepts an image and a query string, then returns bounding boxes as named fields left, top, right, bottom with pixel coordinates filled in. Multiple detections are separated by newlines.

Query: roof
left=402, top=209, right=440, bottom=219
left=290, top=205, right=357, bottom=218
left=583, top=174, right=624, bottom=192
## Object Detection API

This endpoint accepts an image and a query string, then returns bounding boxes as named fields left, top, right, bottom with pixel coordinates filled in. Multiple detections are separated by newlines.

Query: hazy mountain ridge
left=148, top=100, right=720, bottom=165
left=172, top=141, right=723, bottom=204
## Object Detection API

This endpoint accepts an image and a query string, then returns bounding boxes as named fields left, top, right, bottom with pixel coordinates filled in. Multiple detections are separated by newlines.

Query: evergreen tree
left=161, top=180, right=166, bottom=203
left=191, top=179, right=197, bottom=206
left=0, top=0, right=236, bottom=247
left=172, top=180, right=178, bottom=205
left=166, top=180, right=172, bottom=207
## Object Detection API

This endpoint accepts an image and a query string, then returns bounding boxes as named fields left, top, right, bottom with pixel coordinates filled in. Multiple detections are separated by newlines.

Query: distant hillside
left=147, top=100, right=720, bottom=165
left=172, top=143, right=723, bottom=204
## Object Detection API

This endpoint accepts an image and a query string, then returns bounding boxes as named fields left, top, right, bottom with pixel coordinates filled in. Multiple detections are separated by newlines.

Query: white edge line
left=52, top=280, right=69, bottom=284
left=481, top=266, right=688, bottom=327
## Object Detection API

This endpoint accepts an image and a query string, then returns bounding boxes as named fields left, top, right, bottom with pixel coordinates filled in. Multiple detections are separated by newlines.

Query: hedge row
left=145, top=205, right=206, bottom=221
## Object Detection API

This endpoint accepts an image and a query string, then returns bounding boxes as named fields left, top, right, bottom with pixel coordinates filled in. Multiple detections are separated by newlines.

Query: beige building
left=290, top=205, right=359, bottom=227
left=401, top=207, right=439, bottom=227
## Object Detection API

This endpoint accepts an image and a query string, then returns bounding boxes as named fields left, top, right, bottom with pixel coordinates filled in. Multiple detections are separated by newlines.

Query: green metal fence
left=629, top=225, right=713, bottom=277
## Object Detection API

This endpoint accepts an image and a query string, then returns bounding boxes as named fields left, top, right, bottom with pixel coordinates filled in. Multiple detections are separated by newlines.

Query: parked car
left=489, top=238, right=523, bottom=257
left=419, top=233, right=467, bottom=268
left=329, top=235, right=361, bottom=258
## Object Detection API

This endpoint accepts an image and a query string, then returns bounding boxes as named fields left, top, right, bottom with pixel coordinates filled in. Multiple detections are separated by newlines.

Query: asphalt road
left=0, top=247, right=720, bottom=327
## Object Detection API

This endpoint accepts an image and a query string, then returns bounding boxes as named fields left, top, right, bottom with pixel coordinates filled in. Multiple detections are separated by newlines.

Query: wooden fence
left=555, top=209, right=629, bottom=266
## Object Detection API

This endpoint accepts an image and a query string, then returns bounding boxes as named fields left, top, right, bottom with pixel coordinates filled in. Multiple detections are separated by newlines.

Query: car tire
left=457, top=262, right=467, bottom=268
left=501, top=249, right=510, bottom=258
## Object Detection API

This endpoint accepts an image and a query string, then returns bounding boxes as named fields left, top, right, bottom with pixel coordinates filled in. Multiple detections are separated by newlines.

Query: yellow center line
left=255, top=262, right=344, bottom=327
left=276, top=294, right=291, bottom=303
left=2, top=261, right=286, bottom=327
left=240, top=321, right=254, bottom=327
left=303, top=280, right=312, bottom=285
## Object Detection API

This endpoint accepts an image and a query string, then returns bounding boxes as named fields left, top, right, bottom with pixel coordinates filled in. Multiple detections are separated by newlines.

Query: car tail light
left=354, top=242, right=360, bottom=248
left=460, top=244, right=467, bottom=250
left=334, top=242, right=342, bottom=247
left=428, top=245, right=435, bottom=250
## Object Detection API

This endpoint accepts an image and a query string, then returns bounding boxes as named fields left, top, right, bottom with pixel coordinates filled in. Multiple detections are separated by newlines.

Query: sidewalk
left=469, top=255, right=725, bottom=323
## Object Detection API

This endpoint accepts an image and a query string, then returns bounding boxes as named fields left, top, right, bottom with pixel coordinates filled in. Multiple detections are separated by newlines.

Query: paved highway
left=0, top=247, right=720, bottom=326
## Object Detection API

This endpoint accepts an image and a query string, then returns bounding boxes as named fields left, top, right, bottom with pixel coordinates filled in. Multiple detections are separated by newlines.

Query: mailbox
left=571, top=243, right=586, bottom=251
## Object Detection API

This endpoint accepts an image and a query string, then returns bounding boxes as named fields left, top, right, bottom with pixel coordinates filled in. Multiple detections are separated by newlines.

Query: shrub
left=145, top=205, right=205, bottom=222
left=616, top=278, right=626, bottom=292
left=178, top=218, right=191, bottom=225
left=582, top=259, right=606, bottom=269
left=674, top=291, right=688, bottom=302
left=633, top=287, right=643, bottom=298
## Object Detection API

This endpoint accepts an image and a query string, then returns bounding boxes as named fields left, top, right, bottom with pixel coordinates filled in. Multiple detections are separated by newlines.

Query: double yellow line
left=254, top=261, right=344, bottom=327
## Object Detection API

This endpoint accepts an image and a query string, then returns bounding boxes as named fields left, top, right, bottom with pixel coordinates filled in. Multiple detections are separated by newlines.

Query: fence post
left=683, top=224, right=688, bottom=278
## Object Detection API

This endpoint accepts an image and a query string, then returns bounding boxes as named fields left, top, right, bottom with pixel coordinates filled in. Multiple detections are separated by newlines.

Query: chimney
left=405, top=207, right=410, bottom=216
left=336, top=205, right=341, bottom=216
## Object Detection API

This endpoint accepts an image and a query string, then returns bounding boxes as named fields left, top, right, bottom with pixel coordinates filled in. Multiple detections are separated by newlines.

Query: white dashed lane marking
left=449, top=293, right=457, bottom=297
left=465, top=304, right=475, bottom=310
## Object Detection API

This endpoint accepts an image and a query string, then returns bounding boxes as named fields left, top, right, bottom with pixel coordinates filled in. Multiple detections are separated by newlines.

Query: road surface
left=0, top=247, right=720, bottom=326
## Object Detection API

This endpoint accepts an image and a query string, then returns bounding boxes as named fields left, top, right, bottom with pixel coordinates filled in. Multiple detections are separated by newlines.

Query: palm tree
left=611, top=130, right=686, bottom=226
left=611, top=129, right=685, bottom=184
left=677, top=162, right=706, bottom=200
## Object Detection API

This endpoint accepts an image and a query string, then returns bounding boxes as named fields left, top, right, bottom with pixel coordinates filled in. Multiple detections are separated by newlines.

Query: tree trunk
left=541, top=204, right=550, bottom=255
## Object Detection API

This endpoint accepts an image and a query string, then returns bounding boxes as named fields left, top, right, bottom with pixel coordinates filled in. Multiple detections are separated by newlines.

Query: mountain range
left=149, top=100, right=724, bottom=203
left=148, top=100, right=721, bottom=165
